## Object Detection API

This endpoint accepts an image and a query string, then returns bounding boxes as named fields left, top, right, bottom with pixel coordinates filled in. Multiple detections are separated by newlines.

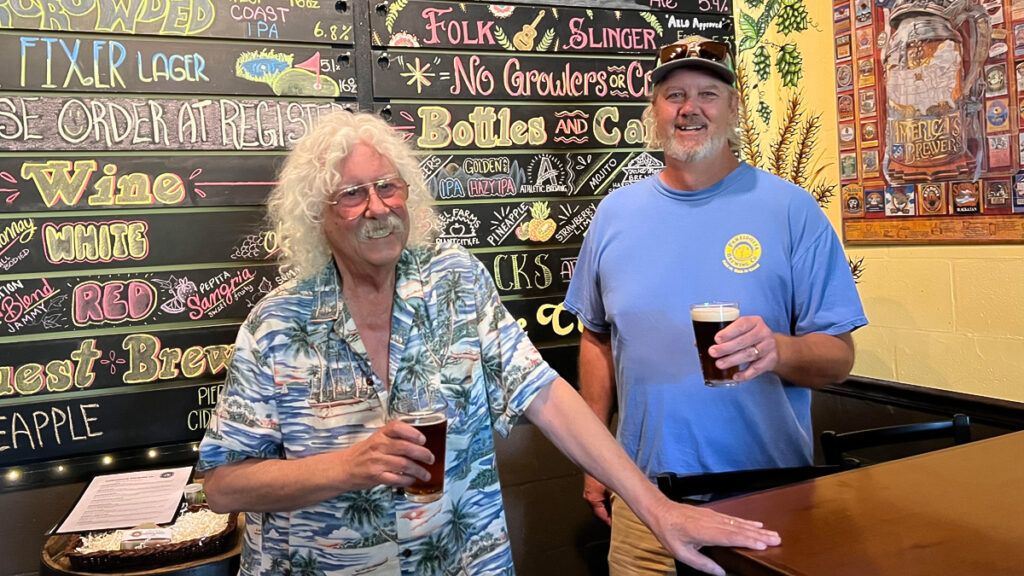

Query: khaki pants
left=608, top=493, right=676, bottom=576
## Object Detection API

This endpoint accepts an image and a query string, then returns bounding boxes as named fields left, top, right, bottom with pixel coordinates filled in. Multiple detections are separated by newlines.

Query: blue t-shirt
left=564, top=163, right=867, bottom=478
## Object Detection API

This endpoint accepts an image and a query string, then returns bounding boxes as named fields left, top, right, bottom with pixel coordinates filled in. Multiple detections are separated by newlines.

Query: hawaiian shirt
left=198, top=244, right=557, bottom=576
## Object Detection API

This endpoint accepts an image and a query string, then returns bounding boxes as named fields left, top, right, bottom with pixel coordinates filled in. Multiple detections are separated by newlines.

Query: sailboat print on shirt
left=305, top=339, right=384, bottom=428
left=309, top=373, right=374, bottom=418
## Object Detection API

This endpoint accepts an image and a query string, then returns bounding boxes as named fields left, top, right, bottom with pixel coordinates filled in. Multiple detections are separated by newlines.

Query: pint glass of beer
left=690, top=302, right=740, bottom=387
left=391, top=392, right=448, bottom=502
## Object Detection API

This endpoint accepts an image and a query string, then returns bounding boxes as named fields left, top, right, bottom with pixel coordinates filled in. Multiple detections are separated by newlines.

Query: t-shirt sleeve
left=471, top=257, right=558, bottom=437
left=563, top=208, right=610, bottom=333
left=197, top=315, right=283, bottom=473
left=790, top=206, right=868, bottom=337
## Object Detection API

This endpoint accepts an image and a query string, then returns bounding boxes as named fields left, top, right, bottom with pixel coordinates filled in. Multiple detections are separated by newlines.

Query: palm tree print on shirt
left=338, top=489, right=398, bottom=545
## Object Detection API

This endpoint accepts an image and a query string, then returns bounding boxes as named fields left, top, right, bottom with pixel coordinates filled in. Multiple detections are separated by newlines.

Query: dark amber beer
left=392, top=393, right=448, bottom=503
left=400, top=411, right=447, bottom=502
left=690, top=302, right=740, bottom=387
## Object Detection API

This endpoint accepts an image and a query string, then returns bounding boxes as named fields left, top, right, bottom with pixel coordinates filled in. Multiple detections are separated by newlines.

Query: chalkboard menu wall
left=371, top=0, right=732, bottom=345
left=0, top=0, right=733, bottom=489
left=0, top=0, right=356, bottom=486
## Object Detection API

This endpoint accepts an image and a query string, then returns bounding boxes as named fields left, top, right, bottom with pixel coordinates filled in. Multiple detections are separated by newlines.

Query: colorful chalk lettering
left=0, top=325, right=237, bottom=399
left=0, top=401, right=103, bottom=456
left=633, top=0, right=732, bottom=12
left=503, top=296, right=584, bottom=345
left=0, top=338, right=99, bottom=397
left=121, top=332, right=234, bottom=384
left=373, top=50, right=652, bottom=100
left=384, top=151, right=664, bottom=202
left=5, top=32, right=356, bottom=96
left=184, top=267, right=256, bottom=320
left=473, top=247, right=579, bottom=298
left=0, top=219, right=37, bottom=269
left=0, top=265, right=280, bottom=339
left=72, top=279, right=156, bottom=326
left=0, top=383, right=220, bottom=461
left=0, top=0, right=353, bottom=43
left=0, top=277, right=59, bottom=330
left=0, top=211, right=267, bottom=274
left=372, top=1, right=732, bottom=52
left=0, top=155, right=281, bottom=211
left=382, top=103, right=648, bottom=151
left=42, top=220, right=149, bottom=265
left=0, top=94, right=352, bottom=151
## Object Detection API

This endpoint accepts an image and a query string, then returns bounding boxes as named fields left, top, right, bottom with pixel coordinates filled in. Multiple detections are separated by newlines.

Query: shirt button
left=401, top=549, right=413, bottom=558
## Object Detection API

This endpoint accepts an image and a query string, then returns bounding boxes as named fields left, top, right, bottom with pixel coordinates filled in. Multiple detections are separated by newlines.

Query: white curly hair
left=267, top=111, right=435, bottom=281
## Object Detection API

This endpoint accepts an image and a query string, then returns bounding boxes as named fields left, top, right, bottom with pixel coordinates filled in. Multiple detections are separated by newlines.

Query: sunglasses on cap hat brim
left=658, top=39, right=731, bottom=66
left=652, top=38, right=735, bottom=85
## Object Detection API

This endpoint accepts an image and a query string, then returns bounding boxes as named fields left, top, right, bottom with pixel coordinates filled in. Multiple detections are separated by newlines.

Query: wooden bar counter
left=705, top=431, right=1024, bottom=575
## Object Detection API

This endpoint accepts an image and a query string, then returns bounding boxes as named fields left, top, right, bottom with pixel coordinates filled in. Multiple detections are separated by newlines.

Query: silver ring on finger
left=751, top=346, right=760, bottom=358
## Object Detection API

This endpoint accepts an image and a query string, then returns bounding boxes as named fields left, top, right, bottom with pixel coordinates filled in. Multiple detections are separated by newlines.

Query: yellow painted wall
left=736, top=1, right=1024, bottom=402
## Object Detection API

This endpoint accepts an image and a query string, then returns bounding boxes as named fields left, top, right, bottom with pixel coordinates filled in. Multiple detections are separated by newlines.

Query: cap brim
left=651, top=58, right=736, bottom=86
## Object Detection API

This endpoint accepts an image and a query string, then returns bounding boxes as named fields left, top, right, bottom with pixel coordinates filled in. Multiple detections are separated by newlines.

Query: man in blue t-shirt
left=564, top=36, right=868, bottom=575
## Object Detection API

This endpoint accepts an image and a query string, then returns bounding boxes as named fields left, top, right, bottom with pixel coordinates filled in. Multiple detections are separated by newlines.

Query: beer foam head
left=690, top=304, right=739, bottom=322
left=399, top=412, right=447, bottom=426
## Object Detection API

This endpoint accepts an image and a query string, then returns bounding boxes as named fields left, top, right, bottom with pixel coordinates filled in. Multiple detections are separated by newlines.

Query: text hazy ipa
left=690, top=302, right=740, bottom=387
left=399, top=411, right=447, bottom=502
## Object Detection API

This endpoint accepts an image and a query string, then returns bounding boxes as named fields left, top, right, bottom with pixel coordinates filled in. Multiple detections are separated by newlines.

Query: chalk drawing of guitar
left=513, top=10, right=545, bottom=51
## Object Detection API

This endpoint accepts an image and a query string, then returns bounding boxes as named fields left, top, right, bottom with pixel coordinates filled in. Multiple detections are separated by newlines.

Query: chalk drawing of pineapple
left=515, top=202, right=556, bottom=242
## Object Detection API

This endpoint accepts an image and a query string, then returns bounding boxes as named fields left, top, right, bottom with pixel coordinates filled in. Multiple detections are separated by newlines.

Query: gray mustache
left=357, top=212, right=405, bottom=240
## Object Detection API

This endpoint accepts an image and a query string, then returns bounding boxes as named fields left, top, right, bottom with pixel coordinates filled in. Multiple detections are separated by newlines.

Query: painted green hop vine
left=736, top=0, right=864, bottom=281
left=736, top=0, right=830, bottom=206
left=739, top=0, right=808, bottom=95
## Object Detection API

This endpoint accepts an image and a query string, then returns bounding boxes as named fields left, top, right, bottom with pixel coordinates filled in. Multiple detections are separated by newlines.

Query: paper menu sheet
left=56, top=466, right=193, bottom=534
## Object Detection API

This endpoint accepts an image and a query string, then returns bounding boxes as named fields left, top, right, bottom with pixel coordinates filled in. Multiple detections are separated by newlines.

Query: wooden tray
left=41, top=515, right=244, bottom=576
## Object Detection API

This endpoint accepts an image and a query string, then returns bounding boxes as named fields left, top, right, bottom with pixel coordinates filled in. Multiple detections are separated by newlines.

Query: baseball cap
left=650, top=36, right=736, bottom=86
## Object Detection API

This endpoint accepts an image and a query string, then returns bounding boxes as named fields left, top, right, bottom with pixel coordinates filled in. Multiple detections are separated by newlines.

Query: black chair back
left=656, top=465, right=843, bottom=503
left=820, top=413, right=971, bottom=467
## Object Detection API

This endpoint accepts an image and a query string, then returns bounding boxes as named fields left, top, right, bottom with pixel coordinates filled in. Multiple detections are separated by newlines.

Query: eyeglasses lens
left=332, top=177, right=409, bottom=217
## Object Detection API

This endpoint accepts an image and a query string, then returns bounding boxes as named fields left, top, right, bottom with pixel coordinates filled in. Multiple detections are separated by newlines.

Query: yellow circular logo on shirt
left=723, top=234, right=761, bottom=273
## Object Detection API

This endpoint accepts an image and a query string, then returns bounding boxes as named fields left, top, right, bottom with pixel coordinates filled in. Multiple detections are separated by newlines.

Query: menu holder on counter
left=54, top=466, right=193, bottom=535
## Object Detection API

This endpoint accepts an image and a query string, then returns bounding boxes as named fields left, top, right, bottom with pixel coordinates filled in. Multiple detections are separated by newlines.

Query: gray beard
left=662, top=127, right=726, bottom=163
